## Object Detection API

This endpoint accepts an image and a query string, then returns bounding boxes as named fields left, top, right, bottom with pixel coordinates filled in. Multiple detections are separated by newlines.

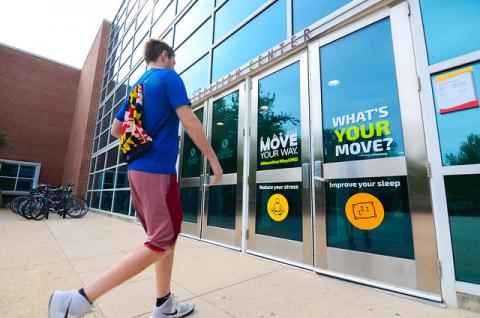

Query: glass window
left=0, top=163, right=19, bottom=177
left=123, top=22, right=136, bottom=48
left=162, top=29, right=174, bottom=46
left=151, top=2, right=175, bottom=38
left=212, top=0, right=286, bottom=81
left=419, top=0, right=480, bottom=65
left=134, top=17, right=150, bottom=47
left=445, top=174, right=480, bottom=284
left=175, top=0, right=212, bottom=47
left=116, top=164, right=129, bottom=188
left=177, top=0, right=190, bottom=13
left=214, top=0, right=267, bottom=43
left=96, top=153, right=106, bottom=170
left=207, top=185, right=236, bottom=229
left=88, top=174, right=94, bottom=190
left=431, top=62, right=480, bottom=166
left=91, top=191, right=101, bottom=209
left=90, top=157, right=96, bottom=173
left=114, top=81, right=127, bottom=105
left=93, top=172, right=104, bottom=190
left=0, top=161, right=39, bottom=193
left=321, top=18, right=405, bottom=163
left=101, top=112, right=112, bottom=132
left=211, top=91, right=238, bottom=174
left=257, top=62, right=301, bottom=170
left=113, top=190, right=131, bottom=215
left=18, top=166, right=36, bottom=178
left=181, top=108, right=203, bottom=178
left=175, top=18, right=212, bottom=73
left=0, top=178, right=16, bottom=191
left=180, top=54, right=209, bottom=96
left=101, top=191, right=113, bottom=211
left=118, top=58, right=131, bottom=83
left=99, top=131, right=109, bottom=150
left=105, top=95, right=114, bottom=112
left=326, top=176, right=414, bottom=259
left=293, top=0, right=352, bottom=34
left=152, top=0, right=170, bottom=23
left=180, top=187, right=200, bottom=223
left=256, top=182, right=303, bottom=241
left=106, top=147, right=118, bottom=168
left=137, top=1, right=152, bottom=28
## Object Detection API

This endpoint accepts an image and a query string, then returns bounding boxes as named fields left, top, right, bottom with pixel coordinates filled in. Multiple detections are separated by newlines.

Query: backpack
left=120, top=70, right=173, bottom=163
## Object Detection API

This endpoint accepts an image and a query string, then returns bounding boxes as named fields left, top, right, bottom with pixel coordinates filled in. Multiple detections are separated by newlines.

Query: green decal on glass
left=256, top=182, right=303, bottom=241
left=326, top=176, right=414, bottom=259
left=211, top=91, right=239, bottom=174
left=257, top=62, right=302, bottom=170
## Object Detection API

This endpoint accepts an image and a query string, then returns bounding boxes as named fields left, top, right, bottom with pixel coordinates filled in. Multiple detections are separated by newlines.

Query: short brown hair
left=143, top=39, right=174, bottom=64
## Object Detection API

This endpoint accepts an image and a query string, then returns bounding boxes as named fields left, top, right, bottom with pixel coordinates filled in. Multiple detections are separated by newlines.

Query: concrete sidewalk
left=0, top=209, right=478, bottom=318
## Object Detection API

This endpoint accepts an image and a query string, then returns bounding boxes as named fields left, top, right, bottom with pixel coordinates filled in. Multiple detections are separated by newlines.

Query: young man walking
left=48, top=39, right=223, bottom=318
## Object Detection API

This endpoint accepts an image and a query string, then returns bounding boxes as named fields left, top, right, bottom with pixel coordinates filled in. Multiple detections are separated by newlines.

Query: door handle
left=302, top=163, right=310, bottom=189
left=313, top=160, right=326, bottom=182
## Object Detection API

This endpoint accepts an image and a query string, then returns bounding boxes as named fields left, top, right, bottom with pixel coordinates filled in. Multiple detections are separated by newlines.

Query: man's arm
left=111, top=119, right=123, bottom=139
left=176, top=105, right=223, bottom=185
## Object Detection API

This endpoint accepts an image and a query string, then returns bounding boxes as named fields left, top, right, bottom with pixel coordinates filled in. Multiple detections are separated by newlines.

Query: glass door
left=309, top=4, right=441, bottom=299
left=248, top=52, right=313, bottom=265
left=200, top=86, right=245, bottom=248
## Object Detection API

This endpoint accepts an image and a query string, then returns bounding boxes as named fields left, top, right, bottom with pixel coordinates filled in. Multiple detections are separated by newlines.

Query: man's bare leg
left=155, top=245, right=175, bottom=298
left=83, top=246, right=172, bottom=302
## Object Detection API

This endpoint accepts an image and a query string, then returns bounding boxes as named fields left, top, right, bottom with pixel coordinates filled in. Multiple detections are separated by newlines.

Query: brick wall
left=62, top=21, right=111, bottom=197
left=0, top=44, right=80, bottom=187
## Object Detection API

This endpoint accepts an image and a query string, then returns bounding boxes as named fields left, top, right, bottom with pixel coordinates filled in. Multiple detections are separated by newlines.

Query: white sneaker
left=151, top=294, right=195, bottom=318
left=48, top=290, right=93, bottom=318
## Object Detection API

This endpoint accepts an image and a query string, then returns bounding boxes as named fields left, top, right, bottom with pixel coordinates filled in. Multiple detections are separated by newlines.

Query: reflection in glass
left=445, top=174, right=480, bottom=284
left=162, top=29, right=174, bottom=47
left=321, top=18, right=405, bottom=163
left=211, top=91, right=238, bottom=174
left=181, top=109, right=204, bottom=178
left=432, top=62, right=480, bottom=166
left=106, top=147, right=118, bottom=168
left=212, top=0, right=286, bottom=81
left=93, top=172, right=104, bottom=190
left=207, top=185, right=236, bottom=229
left=181, top=54, right=209, bottom=96
left=326, top=176, right=414, bottom=259
left=180, top=187, right=200, bottom=223
left=113, top=190, right=131, bottom=215
left=175, top=19, right=212, bottom=72
left=257, top=62, right=301, bottom=170
left=96, top=153, right=106, bottom=170
left=214, top=0, right=267, bottom=42
left=175, top=0, right=212, bottom=46
left=255, top=183, right=303, bottom=241
left=293, top=0, right=352, bottom=34
left=101, top=191, right=113, bottom=211
left=419, top=0, right=480, bottom=65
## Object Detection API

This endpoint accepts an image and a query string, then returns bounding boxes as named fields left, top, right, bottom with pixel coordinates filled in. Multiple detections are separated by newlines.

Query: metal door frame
left=247, top=51, right=314, bottom=267
left=308, top=2, right=441, bottom=301
left=408, top=0, right=480, bottom=306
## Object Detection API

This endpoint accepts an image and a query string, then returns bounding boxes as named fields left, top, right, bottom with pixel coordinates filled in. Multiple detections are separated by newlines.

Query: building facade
left=86, top=0, right=479, bottom=311
left=0, top=21, right=110, bottom=198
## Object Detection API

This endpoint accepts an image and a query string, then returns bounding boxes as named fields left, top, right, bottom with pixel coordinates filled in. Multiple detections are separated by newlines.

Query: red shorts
left=128, top=171, right=183, bottom=252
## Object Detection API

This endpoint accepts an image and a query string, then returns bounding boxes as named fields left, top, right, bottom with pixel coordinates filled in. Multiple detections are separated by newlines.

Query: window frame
left=0, top=160, right=41, bottom=195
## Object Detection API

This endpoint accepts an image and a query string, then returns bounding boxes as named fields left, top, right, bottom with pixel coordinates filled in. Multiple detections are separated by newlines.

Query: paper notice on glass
left=434, top=66, right=479, bottom=114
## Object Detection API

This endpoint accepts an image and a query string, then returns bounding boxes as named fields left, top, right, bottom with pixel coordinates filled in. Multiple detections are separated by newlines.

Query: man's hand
left=176, top=105, right=224, bottom=184
left=209, top=160, right=223, bottom=185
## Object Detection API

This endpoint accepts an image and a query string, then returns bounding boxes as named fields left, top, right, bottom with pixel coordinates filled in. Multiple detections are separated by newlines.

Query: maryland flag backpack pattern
left=120, top=83, right=153, bottom=163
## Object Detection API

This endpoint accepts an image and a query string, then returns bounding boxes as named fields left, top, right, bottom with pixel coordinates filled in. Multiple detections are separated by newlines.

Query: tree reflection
left=446, top=133, right=480, bottom=165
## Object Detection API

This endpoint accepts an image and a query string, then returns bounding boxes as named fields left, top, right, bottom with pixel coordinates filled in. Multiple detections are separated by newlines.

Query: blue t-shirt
left=115, top=68, right=191, bottom=174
